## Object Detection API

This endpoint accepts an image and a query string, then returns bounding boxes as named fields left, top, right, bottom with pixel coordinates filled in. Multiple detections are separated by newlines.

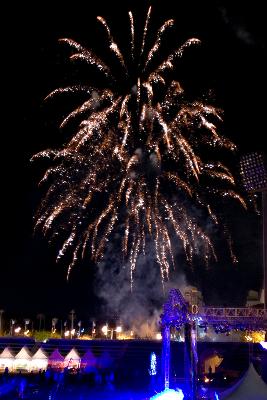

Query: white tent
left=220, top=363, right=267, bottom=400
left=81, top=349, right=96, bottom=371
left=13, top=346, right=32, bottom=372
left=31, top=348, right=48, bottom=371
left=64, top=348, right=80, bottom=369
left=0, top=347, right=15, bottom=371
left=48, top=348, right=64, bottom=369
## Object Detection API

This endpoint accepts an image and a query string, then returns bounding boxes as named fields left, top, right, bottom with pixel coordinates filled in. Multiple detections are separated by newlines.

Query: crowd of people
left=0, top=363, right=157, bottom=399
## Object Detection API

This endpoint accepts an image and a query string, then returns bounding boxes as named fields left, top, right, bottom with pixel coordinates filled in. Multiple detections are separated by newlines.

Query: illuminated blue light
left=260, top=341, right=267, bottom=350
left=149, top=352, right=157, bottom=376
left=150, top=388, right=184, bottom=400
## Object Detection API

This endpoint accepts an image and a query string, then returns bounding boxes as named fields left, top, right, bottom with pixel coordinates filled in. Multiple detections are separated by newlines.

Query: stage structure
left=240, top=152, right=267, bottom=308
left=161, top=289, right=267, bottom=399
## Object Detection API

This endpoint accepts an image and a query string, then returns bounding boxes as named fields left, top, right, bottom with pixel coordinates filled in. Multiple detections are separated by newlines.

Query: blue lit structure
left=240, top=152, right=267, bottom=312
left=161, top=289, right=197, bottom=398
left=149, top=352, right=157, bottom=376
left=161, top=289, right=267, bottom=399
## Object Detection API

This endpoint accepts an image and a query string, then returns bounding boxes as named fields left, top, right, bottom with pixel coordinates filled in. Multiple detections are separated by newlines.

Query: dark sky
left=1, top=0, right=266, bottom=324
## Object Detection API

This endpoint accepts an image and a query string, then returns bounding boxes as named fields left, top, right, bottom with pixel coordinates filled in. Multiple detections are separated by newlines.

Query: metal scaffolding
left=161, top=289, right=267, bottom=399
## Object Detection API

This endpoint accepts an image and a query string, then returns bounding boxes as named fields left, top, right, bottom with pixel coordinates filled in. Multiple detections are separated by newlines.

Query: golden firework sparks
left=33, top=6, right=246, bottom=287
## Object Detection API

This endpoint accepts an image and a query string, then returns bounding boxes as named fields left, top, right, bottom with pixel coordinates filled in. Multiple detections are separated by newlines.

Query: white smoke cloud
left=95, top=237, right=189, bottom=338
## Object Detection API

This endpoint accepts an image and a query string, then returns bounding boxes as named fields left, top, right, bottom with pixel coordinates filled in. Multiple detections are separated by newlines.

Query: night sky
left=1, top=0, right=266, bottom=325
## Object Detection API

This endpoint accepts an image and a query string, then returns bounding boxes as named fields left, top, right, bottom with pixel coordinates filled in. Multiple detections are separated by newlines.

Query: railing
left=195, top=307, right=267, bottom=327
left=200, top=307, right=267, bottom=318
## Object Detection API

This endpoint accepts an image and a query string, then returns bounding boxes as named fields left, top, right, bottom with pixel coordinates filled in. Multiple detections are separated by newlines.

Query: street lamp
left=101, top=324, right=123, bottom=339
left=14, top=326, right=21, bottom=334
left=102, top=324, right=108, bottom=337
left=240, top=152, right=267, bottom=308
left=91, top=320, right=96, bottom=338
left=24, top=319, right=30, bottom=333
left=77, top=320, right=82, bottom=337
left=115, top=325, right=123, bottom=339
left=52, top=318, right=58, bottom=334
left=64, top=320, right=68, bottom=337
left=10, top=319, right=16, bottom=336
left=71, top=328, right=75, bottom=338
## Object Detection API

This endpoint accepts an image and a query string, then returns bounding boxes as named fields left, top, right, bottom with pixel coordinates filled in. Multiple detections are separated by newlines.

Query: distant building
left=183, top=286, right=204, bottom=308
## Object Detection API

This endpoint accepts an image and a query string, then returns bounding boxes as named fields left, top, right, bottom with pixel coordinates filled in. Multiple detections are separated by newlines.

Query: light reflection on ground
left=1, top=383, right=222, bottom=400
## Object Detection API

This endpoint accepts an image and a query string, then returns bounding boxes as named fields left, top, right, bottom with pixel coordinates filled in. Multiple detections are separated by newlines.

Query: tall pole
left=24, top=319, right=30, bottom=334
left=263, top=191, right=267, bottom=310
left=70, top=310, right=75, bottom=338
left=77, top=321, right=81, bottom=337
left=262, top=192, right=267, bottom=342
left=0, top=310, right=4, bottom=335
left=162, top=324, right=171, bottom=390
left=10, top=319, right=15, bottom=336
left=184, top=322, right=198, bottom=400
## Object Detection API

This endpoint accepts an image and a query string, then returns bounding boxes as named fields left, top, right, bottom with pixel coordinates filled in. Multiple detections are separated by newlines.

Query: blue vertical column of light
left=184, top=321, right=198, bottom=399
left=162, top=324, right=171, bottom=389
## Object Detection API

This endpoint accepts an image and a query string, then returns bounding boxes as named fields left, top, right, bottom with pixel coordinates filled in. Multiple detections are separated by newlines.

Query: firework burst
left=32, top=7, right=246, bottom=286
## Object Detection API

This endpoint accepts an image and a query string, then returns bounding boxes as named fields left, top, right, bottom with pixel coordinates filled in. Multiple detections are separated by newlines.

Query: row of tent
left=0, top=346, right=109, bottom=372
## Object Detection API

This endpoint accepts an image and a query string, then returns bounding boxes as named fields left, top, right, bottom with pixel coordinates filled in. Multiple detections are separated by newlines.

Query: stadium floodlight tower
left=240, top=152, right=267, bottom=309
